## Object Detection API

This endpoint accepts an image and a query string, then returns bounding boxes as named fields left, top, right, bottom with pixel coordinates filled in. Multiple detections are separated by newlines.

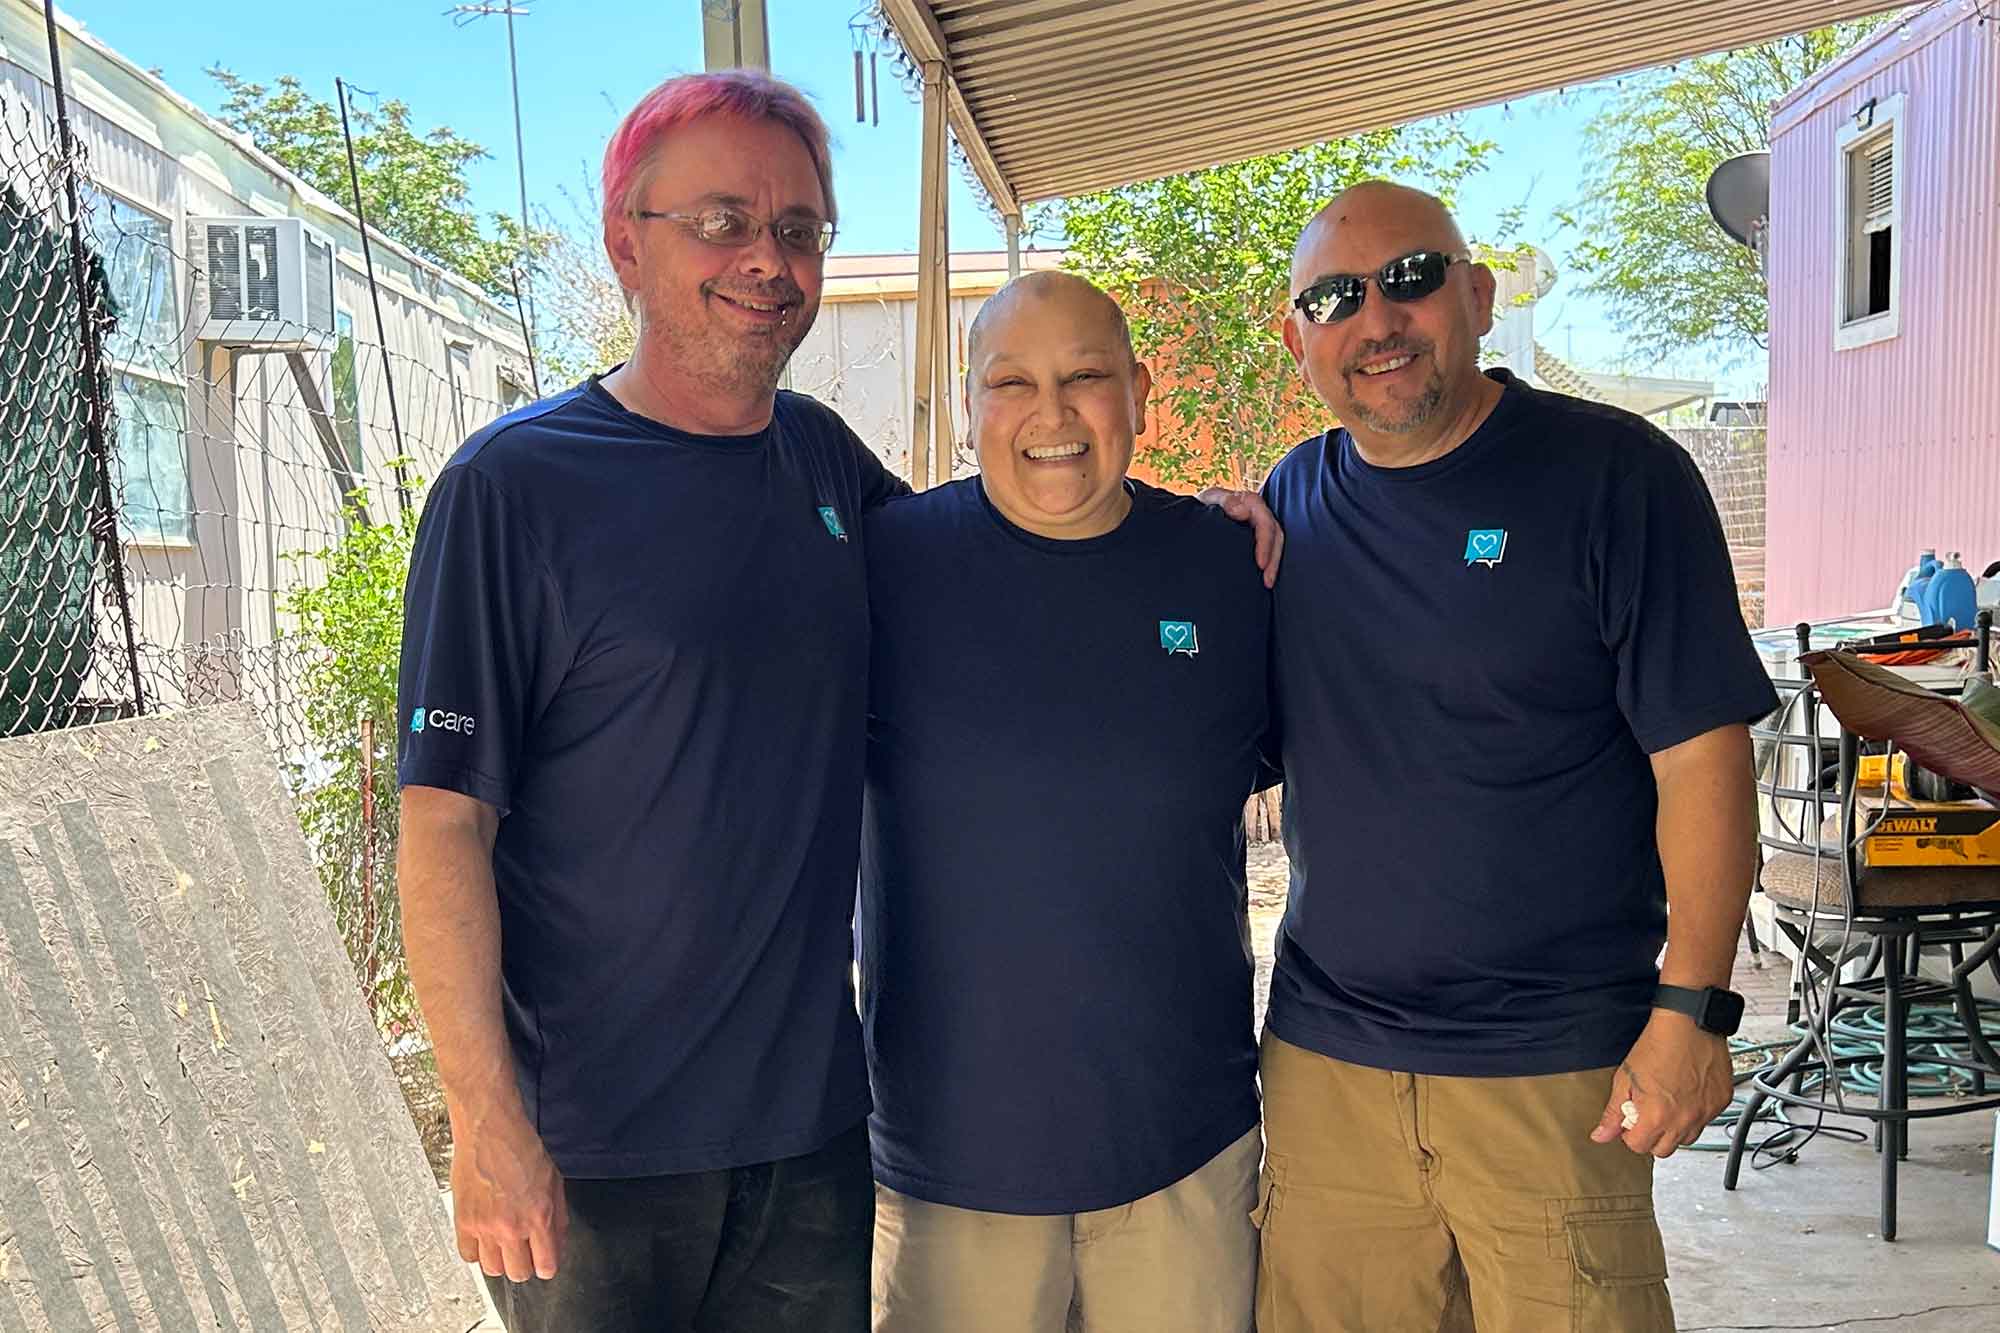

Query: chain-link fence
left=1668, top=425, right=1768, bottom=629
left=1, top=75, right=529, bottom=1032
left=1, top=156, right=108, bottom=741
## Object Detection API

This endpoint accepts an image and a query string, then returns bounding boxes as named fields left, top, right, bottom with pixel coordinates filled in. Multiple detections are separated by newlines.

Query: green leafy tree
left=209, top=68, right=544, bottom=297
left=533, top=184, right=635, bottom=387
left=1562, top=19, right=1891, bottom=359
left=1040, top=124, right=1499, bottom=487
left=535, top=223, right=632, bottom=385
left=281, top=493, right=419, bottom=1029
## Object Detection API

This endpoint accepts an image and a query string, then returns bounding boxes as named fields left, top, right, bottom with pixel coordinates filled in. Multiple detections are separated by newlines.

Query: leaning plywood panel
left=0, top=702, right=482, bottom=1332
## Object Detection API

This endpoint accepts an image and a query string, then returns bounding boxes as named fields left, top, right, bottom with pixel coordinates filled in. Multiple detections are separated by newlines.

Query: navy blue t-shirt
left=1262, top=371, right=1779, bottom=1078
left=859, top=478, right=1269, bottom=1214
left=397, top=378, right=903, bottom=1177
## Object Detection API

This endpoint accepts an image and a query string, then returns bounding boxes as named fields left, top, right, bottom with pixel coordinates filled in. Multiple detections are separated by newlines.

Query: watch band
left=1653, top=983, right=1744, bottom=1036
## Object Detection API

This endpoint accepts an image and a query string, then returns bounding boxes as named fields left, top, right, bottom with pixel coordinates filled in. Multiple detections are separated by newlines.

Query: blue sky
left=65, top=0, right=1761, bottom=394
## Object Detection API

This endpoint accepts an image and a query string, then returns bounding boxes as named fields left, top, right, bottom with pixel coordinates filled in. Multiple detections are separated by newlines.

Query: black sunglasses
left=1292, top=250, right=1469, bottom=325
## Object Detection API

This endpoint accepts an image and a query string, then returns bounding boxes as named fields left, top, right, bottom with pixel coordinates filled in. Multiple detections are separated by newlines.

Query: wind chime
left=850, top=10, right=881, bottom=125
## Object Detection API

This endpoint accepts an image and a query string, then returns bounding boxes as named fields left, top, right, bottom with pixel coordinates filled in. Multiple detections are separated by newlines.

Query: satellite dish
left=1706, top=152, right=1770, bottom=260
left=1527, top=245, right=1558, bottom=300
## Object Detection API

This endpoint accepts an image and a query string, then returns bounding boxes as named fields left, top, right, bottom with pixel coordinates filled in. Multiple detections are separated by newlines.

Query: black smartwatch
left=1652, top=984, right=1744, bottom=1037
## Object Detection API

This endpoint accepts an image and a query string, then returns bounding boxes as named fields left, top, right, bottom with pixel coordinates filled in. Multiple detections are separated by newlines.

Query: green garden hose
left=1687, top=998, right=2000, bottom=1155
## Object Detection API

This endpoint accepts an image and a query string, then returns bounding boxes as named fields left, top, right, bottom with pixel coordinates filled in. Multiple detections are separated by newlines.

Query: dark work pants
left=486, top=1121, right=874, bottom=1333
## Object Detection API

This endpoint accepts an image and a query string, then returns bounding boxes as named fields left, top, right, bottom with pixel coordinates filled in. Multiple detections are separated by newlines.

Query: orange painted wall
left=1121, top=282, right=1333, bottom=493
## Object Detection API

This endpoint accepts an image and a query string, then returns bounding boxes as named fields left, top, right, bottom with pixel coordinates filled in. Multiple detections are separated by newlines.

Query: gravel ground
left=1247, top=840, right=1290, bottom=1030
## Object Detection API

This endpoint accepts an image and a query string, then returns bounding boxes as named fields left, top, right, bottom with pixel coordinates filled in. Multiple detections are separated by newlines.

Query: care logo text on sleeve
left=410, top=706, right=475, bottom=735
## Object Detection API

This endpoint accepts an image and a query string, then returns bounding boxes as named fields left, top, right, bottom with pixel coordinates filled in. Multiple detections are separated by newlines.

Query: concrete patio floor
left=1661, top=1101, right=2000, bottom=1330
left=1659, top=902, right=2000, bottom=1328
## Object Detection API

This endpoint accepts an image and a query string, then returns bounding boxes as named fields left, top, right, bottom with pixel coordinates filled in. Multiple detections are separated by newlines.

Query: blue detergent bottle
left=1897, top=549, right=1938, bottom=617
left=1907, top=551, right=1942, bottom=622
left=1927, top=552, right=1977, bottom=630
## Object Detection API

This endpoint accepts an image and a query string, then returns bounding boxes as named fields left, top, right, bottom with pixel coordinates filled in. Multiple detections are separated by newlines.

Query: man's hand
left=450, top=1104, right=568, bottom=1282
left=1198, top=487, right=1284, bottom=588
left=1590, top=1009, right=1734, bottom=1158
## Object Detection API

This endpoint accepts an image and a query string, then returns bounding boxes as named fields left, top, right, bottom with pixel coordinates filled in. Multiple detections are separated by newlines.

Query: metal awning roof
left=879, top=0, right=1901, bottom=210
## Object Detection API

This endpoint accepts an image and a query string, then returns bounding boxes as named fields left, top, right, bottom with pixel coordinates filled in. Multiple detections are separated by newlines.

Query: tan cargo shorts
left=1255, top=1031, right=1673, bottom=1333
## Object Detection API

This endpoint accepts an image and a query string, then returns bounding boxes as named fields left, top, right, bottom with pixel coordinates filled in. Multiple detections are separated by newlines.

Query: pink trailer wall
left=1765, top=8, right=2000, bottom=626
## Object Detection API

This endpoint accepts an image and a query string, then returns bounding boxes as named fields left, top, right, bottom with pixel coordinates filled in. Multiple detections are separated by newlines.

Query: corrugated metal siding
left=0, top=706, right=484, bottom=1331
left=1766, top=11, right=2000, bottom=625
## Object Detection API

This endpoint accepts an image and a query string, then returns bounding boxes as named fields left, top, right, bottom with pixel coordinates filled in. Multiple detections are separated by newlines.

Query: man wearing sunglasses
left=1253, top=181, right=1777, bottom=1331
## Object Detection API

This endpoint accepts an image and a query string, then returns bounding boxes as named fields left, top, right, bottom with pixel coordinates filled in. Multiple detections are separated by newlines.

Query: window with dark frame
left=1846, top=134, right=1895, bottom=324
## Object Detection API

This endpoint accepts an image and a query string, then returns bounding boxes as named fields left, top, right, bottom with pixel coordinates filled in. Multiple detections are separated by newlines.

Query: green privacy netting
left=0, top=182, right=111, bottom=736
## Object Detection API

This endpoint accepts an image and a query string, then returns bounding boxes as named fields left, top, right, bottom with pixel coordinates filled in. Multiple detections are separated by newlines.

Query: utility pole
left=701, top=0, right=770, bottom=70
left=704, top=0, right=775, bottom=388
left=446, top=2, right=541, bottom=393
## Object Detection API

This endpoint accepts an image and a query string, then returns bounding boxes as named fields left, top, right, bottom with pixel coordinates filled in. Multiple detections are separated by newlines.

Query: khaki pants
left=872, top=1128, right=1261, bottom=1333
left=1256, top=1032, right=1673, bottom=1333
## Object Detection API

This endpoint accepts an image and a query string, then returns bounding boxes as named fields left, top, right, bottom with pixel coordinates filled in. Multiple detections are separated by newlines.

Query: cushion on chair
left=1801, top=650, right=2000, bottom=795
left=1761, top=849, right=2000, bottom=913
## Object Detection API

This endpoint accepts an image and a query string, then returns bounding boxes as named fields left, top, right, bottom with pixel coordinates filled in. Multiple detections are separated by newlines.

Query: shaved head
left=1291, top=181, right=1468, bottom=294
left=968, top=270, right=1136, bottom=368
left=963, top=268, right=1151, bottom=543
left=1281, top=178, right=1500, bottom=463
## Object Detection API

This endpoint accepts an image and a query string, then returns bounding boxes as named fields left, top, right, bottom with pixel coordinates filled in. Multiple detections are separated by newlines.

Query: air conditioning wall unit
left=188, top=216, right=337, bottom=348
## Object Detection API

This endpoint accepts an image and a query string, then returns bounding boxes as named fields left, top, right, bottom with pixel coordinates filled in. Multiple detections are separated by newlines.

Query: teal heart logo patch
left=1464, top=528, right=1507, bottom=568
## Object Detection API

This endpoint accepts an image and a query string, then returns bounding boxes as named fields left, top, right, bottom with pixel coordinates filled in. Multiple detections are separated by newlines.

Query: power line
left=336, top=76, right=412, bottom=511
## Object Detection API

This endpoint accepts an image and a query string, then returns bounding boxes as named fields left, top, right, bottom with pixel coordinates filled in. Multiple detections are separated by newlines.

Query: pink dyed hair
left=601, top=70, right=837, bottom=234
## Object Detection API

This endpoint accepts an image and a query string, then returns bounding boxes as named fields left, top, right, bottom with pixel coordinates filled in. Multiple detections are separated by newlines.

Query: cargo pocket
left=1562, top=1207, right=1673, bottom=1333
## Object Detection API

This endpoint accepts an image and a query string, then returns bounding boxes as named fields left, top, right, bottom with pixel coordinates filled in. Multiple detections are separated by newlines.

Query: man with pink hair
left=396, top=70, right=891, bottom=1331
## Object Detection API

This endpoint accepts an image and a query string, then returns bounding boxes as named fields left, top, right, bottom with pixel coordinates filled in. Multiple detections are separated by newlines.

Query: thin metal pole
left=929, top=98, right=954, bottom=488
left=508, top=266, right=540, bottom=397
left=41, top=0, right=145, bottom=716
left=1005, top=213, right=1021, bottom=279
left=335, top=78, right=411, bottom=511
left=505, top=9, right=529, bottom=251
left=702, top=0, right=769, bottom=71
left=910, top=61, right=946, bottom=489
left=504, top=7, right=540, bottom=396
left=359, top=714, right=377, bottom=1011
left=258, top=360, right=278, bottom=639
